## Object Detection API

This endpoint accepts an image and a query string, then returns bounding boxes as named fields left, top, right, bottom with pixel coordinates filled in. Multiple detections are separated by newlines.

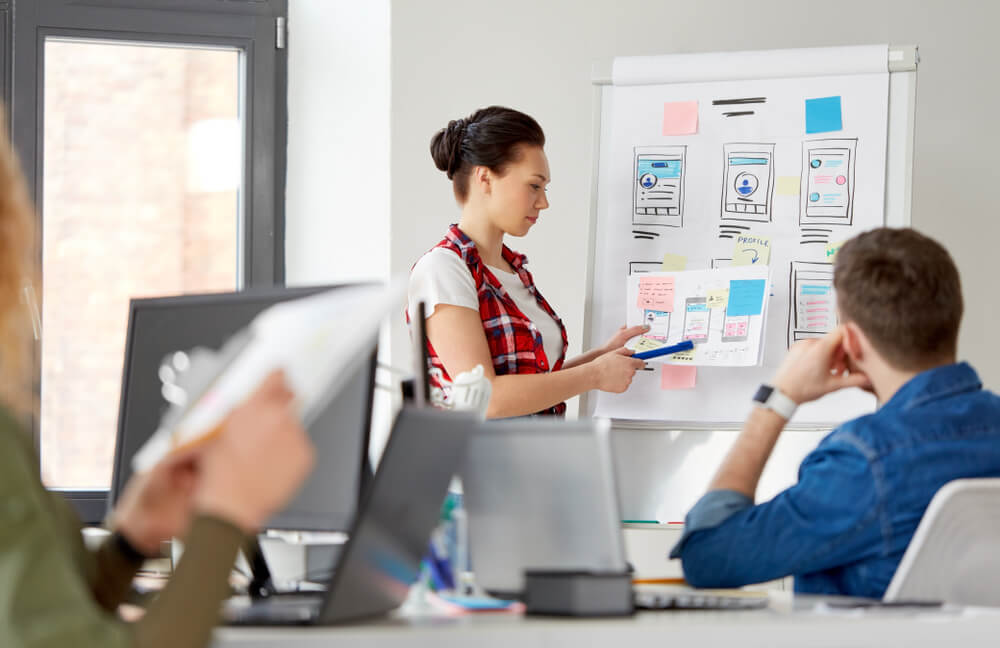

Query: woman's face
left=485, top=145, right=550, bottom=237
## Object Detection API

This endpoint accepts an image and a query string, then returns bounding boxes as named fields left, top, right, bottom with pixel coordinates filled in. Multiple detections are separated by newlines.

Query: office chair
left=884, top=478, right=1000, bottom=606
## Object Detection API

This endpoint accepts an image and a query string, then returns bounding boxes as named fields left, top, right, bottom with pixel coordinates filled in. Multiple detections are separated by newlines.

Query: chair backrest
left=884, top=478, right=1000, bottom=606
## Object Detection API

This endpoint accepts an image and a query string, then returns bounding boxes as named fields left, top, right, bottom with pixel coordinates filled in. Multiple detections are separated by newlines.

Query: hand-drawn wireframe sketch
left=643, top=309, right=671, bottom=339
left=787, top=261, right=838, bottom=348
left=721, top=143, right=775, bottom=223
left=625, top=266, right=769, bottom=367
left=722, top=309, right=749, bottom=342
left=633, top=146, right=686, bottom=228
left=711, top=258, right=734, bottom=269
left=718, top=223, right=751, bottom=240
left=632, top=228, right=661, bottom=240
left=799, top=138, right=857, bottom=226
left=628, top=261, right=664, bottom=275
left=681, top=297, right=711, bottom=344
left=799, top=227, right=834, bottom=246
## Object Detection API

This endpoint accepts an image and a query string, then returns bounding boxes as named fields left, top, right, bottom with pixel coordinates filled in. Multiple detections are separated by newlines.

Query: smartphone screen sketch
left=722, top=309, right=749, bottom=342
left=643, top=309, right=671, bottom=340
left=682, top=297, right=710, bottom=344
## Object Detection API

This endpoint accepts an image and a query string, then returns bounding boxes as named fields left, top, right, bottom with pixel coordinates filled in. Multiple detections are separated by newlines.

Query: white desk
left=212, top=595, right=1000, bottom=648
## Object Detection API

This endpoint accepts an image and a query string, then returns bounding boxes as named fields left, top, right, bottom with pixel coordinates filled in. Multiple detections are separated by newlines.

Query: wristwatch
left=752, top=384, right=797, bottom=420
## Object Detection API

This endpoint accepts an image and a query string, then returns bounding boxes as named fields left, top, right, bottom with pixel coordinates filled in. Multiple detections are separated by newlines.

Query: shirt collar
left=447, top=224, right=527, bottom=270
left=882, top=362, right=982, bottom=412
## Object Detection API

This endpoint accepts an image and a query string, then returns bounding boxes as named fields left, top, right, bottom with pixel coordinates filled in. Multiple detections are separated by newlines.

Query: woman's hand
left=193, top=370, right=315, bottom=534
left=114, top=370, right=316, bottom=547
left=113, top=448, right=200, bottom=556
left=590, top=347, right=646, bottom=393
left=601, top=324, right=650, bottom=354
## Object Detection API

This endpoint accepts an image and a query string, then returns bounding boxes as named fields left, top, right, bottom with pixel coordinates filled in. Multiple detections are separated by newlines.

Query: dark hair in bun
left=429, top=106, right=545, bottom=202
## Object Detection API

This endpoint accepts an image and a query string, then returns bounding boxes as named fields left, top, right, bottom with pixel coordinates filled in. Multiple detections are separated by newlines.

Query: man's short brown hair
left=834, top=227, right=962, bottom=371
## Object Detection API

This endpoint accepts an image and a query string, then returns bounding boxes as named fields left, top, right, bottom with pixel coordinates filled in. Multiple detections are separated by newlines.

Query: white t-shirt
left=408, top=247, right=564, bottom=369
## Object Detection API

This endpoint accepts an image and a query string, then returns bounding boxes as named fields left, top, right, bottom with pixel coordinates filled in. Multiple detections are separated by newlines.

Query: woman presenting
left=409, top=106, right=646, bottom=418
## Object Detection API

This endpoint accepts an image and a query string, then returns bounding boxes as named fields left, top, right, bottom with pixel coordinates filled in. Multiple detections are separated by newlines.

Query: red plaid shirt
left=419, top=224, right=569, bottom=416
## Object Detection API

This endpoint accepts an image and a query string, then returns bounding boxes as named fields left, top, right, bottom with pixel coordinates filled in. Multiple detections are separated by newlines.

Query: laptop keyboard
left=224, top=594, right=324, bottom=626
left=634, top=588, right=769, bottom=610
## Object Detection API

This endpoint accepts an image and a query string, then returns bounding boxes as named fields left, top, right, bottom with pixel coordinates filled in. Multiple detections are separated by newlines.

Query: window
left=7, top=0, right=288, bottom=522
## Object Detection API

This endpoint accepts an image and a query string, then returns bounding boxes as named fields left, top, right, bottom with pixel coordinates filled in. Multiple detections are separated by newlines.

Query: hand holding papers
left=625, top=266, right=770, bottom=367
left=132, top=281, right=405, bottom=472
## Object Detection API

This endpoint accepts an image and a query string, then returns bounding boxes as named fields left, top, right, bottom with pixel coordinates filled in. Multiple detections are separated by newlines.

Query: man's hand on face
left=774, top=326, right=873, bottom=405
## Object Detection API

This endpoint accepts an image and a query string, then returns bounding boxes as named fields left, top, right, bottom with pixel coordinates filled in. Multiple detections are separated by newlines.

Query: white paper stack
left=132, top=280, right=405, bottom=472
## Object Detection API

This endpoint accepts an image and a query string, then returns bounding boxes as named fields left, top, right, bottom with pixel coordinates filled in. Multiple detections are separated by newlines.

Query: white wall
left=388, top=0, right=1000, bottom=395
left=286, top=0, right=390, bottom=286
left=286, top=0, right=395, bottom=462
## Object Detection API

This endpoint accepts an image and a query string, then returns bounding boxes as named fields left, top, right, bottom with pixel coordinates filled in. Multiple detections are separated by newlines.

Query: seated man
left=670, top=227, right=1000, bottom=598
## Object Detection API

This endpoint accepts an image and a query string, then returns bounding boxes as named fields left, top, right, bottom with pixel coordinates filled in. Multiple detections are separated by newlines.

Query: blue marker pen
left=632, top=339, right=695, bottom=361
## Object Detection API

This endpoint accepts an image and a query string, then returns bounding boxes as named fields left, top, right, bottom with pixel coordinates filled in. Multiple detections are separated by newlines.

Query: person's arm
left=668, top=327, right=874, bottom=586
left=0, top=371, right=313, bottom=648
left=708, top=326, right=872, bottom=498
left=561, top=324, right=649, bottom=370
left=671, top=436, right=883, bottom=588
left=427, top=304, right=644, bottom=418
left=0, top=441, right=242, bottom=648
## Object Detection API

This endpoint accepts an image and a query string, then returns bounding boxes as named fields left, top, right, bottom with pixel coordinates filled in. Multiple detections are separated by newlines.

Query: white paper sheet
left=624, top=266, right=770, bottom=367
left=132, top=280, right=405, bottom=472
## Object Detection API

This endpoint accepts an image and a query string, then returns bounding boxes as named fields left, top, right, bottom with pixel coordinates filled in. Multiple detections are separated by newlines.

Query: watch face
left=753, top=384, right=774, bottom=404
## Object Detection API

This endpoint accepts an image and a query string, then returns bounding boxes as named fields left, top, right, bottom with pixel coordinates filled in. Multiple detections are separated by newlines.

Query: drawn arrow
left=742, top=248, right=760, bottom=264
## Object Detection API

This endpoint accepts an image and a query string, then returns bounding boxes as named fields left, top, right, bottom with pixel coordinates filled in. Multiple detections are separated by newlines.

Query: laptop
left=462, top=416, right=768, bottom=611
left=225, top=406, right=475, bottom=625
left=462, top=417, right=629, bottom=598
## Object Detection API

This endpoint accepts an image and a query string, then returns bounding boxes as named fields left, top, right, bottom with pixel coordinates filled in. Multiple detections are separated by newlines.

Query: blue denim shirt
left=670, top=362, right=1000, bottom=598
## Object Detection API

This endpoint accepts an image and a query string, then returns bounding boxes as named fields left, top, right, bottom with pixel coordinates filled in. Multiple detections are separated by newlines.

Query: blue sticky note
left=727, top=279, right=766, bottom=317
left=805, top=96, right=842, bottom=134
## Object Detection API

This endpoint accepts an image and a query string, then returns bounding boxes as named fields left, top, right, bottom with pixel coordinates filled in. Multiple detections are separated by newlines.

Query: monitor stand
left=243, top=537, right=278, bottom=600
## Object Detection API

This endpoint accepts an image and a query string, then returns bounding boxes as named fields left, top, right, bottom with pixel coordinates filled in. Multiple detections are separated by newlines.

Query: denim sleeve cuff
left=669, top=489, right=754, bottom=559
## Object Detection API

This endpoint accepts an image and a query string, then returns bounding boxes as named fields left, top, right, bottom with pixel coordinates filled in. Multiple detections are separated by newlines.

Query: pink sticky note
left=662, top=101, right=698, bottom=136
left=661, top=365, right=697, bottom=390
left=637, top=276, right=675, bottom=312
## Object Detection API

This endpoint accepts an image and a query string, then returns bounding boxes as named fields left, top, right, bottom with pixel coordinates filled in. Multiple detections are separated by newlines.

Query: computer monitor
left=109, top=284, right=376, bottom=533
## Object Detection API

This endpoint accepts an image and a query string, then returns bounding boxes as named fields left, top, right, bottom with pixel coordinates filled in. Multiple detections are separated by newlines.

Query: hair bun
left=430, top=117, right=469, bottom=179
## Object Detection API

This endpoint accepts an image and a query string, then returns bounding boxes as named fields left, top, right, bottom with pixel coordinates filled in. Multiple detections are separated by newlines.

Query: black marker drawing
left=628, top=261, right=663, bottom=275
left=632, top=230, right=660, bottom=237
left=800, top=138, right=857, bottom=226
left=721, top=143, right=775, bottom=224
left=787, top=261, right=838, bottom=348
left=633, top=145, right=686, bottom=228
left=723, top=111, right=755, bottom=117
left=712, top=97, right=767, bottom=105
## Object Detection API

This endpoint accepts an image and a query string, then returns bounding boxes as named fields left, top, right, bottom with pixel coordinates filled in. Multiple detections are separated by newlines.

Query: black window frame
left=3, top=0, right=288, bottom=523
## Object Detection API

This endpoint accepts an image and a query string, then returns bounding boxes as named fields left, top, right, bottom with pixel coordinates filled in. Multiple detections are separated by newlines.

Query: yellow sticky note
left=732, top=233, right=772, bottom=266
left=707, top=289, right=729, bottom=309
left=826, top=239, right=847, bottom=261
left=670, top=349, right=696, bottom=362
left=661, top=253, right=687, bottom=272
left=631, top=336, right=665, bottom=352
left=776, top=176, right=800, bottom=196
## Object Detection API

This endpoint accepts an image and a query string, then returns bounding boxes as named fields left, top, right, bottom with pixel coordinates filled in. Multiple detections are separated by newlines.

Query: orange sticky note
left=637, top=276, right=675, bottom=312
left=661, top=365, right=697, bottom=390
left=662, top=101, right=698, bottom=136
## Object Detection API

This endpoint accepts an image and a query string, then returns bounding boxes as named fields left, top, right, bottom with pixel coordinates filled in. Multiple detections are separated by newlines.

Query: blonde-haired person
left=0, top=112, right=315, bottom=648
